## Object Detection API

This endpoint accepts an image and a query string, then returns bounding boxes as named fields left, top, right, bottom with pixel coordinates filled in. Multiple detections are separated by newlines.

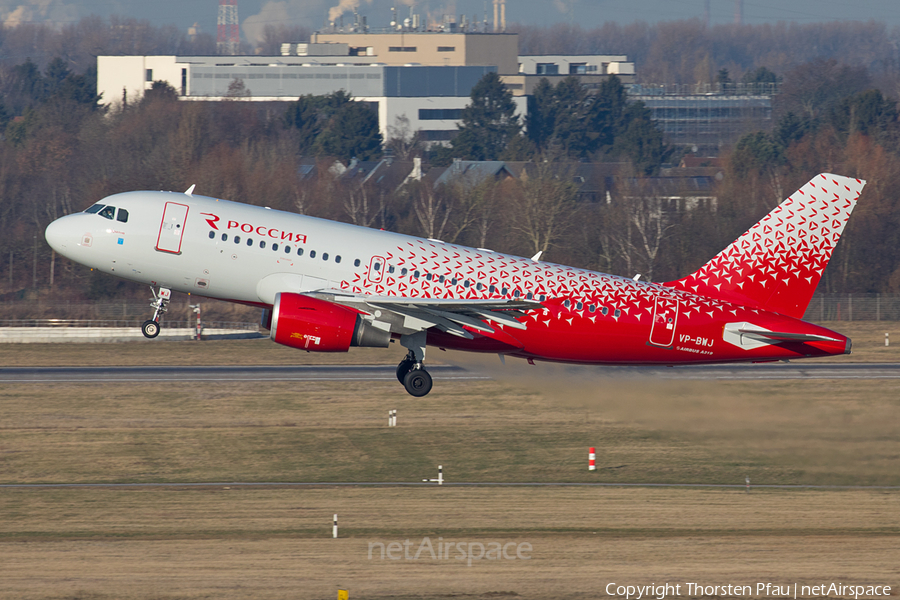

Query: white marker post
left=424, top=465, right=444, bottom=485
left=333, top=514, right=338, bottom=538
left=886, top=333, right=890, bottom=347
left=588, top=447, right=596, bottom=471
left=745, top=477, right=750, bottom=493
left=391, top=410, right=397, bottom=427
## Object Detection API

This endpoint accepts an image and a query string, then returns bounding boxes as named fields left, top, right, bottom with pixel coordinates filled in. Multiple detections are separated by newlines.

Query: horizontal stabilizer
left=737, top=329, right=839, bottom=343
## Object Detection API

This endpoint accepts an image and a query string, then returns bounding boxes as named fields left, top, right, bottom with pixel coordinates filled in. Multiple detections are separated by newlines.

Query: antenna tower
left=217, top=0, right=239, bottom=55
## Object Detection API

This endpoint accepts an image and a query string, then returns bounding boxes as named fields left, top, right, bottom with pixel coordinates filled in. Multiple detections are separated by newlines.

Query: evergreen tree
left=451, top=72, right=521, bottom=161
left=525, top=78, right=556, bottom=153
left=284, top=94, right=327, bottom=153
left=313, top=99, right=383, bottom=161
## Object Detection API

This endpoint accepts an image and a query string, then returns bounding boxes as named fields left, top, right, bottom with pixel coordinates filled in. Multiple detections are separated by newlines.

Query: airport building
left=96, top=30, right=634, bottom=145
left=97, top=54, right=521, bottom=144
left=628, top=82, right=777, bottom=152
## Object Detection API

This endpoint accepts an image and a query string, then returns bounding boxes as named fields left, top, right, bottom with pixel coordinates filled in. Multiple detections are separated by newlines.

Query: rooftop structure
left=314, top=31, right=519, bottom=74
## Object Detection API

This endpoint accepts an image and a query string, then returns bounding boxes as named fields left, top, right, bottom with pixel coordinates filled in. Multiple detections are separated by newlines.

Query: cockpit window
left=84, top=204, right=105, bottom=214
left=98, top=206, right=116, bottom=220
left=116, top=209, right=129, bottom=223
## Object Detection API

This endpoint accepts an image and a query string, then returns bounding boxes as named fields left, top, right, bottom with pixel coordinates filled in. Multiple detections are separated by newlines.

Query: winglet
left=531, top=251, right=542, bottom=262
left=185, top=184, right=196, bottom=196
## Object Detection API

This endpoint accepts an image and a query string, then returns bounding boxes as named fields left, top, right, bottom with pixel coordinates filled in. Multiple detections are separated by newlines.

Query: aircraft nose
left=45, top=216, right=72, bottom=254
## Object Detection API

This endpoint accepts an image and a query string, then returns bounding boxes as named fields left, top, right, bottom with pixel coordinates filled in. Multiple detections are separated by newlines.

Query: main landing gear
left=397, top=331, right=432, bottom=397
left=141, top=286, right=171, bottom=339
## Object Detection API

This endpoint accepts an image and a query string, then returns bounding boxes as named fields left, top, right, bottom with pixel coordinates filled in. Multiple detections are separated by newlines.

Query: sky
left=3, top=0, right=900, bottom=46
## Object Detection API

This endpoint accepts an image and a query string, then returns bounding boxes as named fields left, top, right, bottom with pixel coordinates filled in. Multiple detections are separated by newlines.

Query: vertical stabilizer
left=665, top=173, right=865, bottom=318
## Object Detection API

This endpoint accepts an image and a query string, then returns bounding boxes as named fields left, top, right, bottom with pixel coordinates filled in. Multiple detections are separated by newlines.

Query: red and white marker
left=588, top=447, right=596, bottom=471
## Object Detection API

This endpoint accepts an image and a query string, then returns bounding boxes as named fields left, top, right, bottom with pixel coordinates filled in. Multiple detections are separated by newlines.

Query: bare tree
left=512, top=160, right=579, bottom=255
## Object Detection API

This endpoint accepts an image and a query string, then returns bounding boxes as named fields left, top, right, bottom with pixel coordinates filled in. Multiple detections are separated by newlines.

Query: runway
left=0, top=362, right=899, bottom=382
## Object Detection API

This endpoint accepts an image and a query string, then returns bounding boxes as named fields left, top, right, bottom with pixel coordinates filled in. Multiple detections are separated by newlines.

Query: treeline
left=515, top=20, right=900, bottom=87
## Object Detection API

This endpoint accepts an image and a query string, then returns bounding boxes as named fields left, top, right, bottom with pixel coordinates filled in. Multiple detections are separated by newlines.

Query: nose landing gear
left=398, top=331, right=432, bottom=397
left=141, top=286, right=171, bottom=339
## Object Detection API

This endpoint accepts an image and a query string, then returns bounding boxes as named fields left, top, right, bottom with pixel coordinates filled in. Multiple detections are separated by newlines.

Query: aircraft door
left=156, top=202, right=189, bottom=254
left=367, top=256, right=385, bottom=283
left=649, top=295, right=679, bottom=347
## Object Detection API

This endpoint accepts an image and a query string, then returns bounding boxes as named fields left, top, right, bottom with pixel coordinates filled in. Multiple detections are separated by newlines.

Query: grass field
left=0, top=326, right=898, bottom=599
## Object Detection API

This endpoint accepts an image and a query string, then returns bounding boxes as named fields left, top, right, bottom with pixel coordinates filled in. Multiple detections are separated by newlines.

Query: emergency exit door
left=156, top=202, right=189, bottom=254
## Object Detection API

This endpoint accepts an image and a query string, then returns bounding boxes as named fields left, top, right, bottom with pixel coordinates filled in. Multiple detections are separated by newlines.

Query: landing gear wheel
left=403, top=368, right=433, bottom=397
left=396, top=359, right=415, bottom=383
left=141, top=320, right=160, bottom=339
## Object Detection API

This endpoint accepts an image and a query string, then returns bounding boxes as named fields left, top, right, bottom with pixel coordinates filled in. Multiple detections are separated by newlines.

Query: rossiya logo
left=200, top=212, right=307, bottom=243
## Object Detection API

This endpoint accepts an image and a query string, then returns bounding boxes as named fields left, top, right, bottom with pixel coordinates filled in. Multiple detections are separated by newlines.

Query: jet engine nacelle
left=270, top=292, right=390, bottom=352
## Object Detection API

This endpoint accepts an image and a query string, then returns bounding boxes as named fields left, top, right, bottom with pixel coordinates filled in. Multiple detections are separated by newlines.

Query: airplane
left=45, top=173, right=865, bottom=397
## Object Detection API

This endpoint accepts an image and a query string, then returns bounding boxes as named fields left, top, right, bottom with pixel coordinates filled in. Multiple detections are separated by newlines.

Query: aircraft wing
left=326, top=292, right=543, bottom=339
left=737, top=329, right=840, bottom=343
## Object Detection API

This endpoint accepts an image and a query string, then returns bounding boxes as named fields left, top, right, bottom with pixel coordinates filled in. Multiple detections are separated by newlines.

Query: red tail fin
left=665, top=173, right=865, bottom=318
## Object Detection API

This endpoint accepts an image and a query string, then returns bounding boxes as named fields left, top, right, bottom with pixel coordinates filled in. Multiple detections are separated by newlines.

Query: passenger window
left=221, top=233, right=228, bottom=242
left=234, top=236, right=241, bottom=244
left=285, top=246, right=291, bottom=254
left=401, top=268, right=408, bottom=276
left=614, top=309, right=621, bottom=318
left=247, top=238, right=253, bottom=246
left=208, top=231, right=215, bottom=239
left=475, top=282, right=482, bottom=290
left=272, top=243, right=279, bottom=251
left=539, top=295, right=546, bottom=302
left=98, top=206, right=116, bottom=220
left=260, top=241, right=266, bottom=249
left=463, top=280, right=470, bottom=288
left=439, top=275, right=445, bottom=283
left=354, top=259, right=360, bottom=266
left=514, top=290, right=521, bottom=297
left=413, top=270, right=420, bottom=278
left=601, top=307, right=609, bottom=316
left=310, top=250, right=316, bottom=258
left=323, top=253, right=329, bottom=260
left=116, top=209, right=129, bottom=223
left=298, top=248, right=304, bottom=257
left=373, top=261, right=381, bottom=271
left=84, top=204, right=104, bottom=214
left=452, top=278, right=458, bottom=285
left=388, top=265, right=395, bottom=274
left=489, top=285, right=496, bottom=293
left=335, top=256, right=341, bottom=263
left=526, top=292, right=533, bottom=300
left=501, top=287, right=507, bottom=295
left=576, top=301, right=583, bottom=310
left=588, top=305, right=596, bottom=312
left=426, top=273, right=433, bottom=281
left=563, top=299, right=571, bottom=307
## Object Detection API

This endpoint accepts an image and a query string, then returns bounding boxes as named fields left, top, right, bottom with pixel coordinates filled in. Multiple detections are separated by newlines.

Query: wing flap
left=324, top=292, right=542, bottom=337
